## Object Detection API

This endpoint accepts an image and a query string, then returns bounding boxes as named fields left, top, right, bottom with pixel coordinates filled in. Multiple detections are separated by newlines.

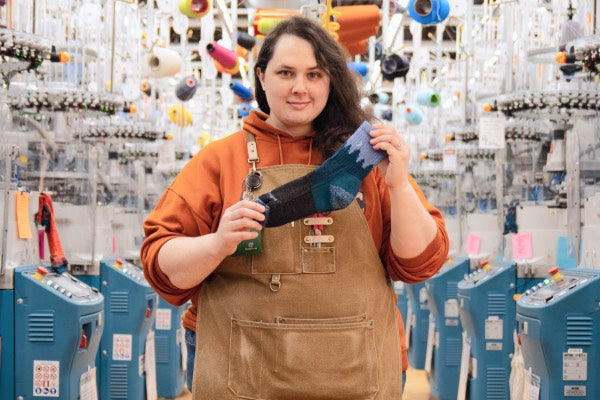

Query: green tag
left=232, top=229, right=262, bottom=256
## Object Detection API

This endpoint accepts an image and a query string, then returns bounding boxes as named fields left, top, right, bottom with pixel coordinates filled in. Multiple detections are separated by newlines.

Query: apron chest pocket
left=228, top=315, right=379, bottom=400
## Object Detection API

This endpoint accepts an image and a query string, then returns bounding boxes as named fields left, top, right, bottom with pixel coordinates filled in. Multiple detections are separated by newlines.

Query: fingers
left=369, top=127, right=405, bottom=152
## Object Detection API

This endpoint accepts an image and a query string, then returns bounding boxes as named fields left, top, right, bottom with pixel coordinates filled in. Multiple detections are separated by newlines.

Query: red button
left=37, top=266, right=49, bottom=275
left=79, top=329, right=88, bottom=349
left=145, top=308, right=151, bottom=318
left=548, top=266, right=559, bottom=275
left=480, top=259, right=489, bottom=267
left=115, top=258, right=124, bottom=265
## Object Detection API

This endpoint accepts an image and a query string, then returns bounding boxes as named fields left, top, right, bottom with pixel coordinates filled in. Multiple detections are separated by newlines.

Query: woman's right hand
left=214, top=200, right=265, bottom=256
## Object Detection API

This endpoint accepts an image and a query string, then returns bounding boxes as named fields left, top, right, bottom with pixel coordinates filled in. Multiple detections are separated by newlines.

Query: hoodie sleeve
left=140, top=146, right=223, bottom=306
left=378, top=174, right=449, bottom=283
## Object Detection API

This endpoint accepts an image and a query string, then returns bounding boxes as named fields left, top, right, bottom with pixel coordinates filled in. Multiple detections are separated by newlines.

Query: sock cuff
left=344, top=121, right=387, bottom=169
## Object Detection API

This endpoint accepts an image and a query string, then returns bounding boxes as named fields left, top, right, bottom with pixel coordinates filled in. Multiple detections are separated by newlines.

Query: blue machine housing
left=98, top=258, right=158, bottom=400
left=458, top=260, right=519, bottom=400
left=425, top=256, right=469, bottom=400
left=516, top=268, right=600, bottom=400
left=394, top=281, right=409, bottom=327
left=155, top=297, right=187, bottom=398
left=405, top=281, right=430, bottom=369
left=2, top=266, right=104, bottom=399
left=0, top=289, right=16, bottom=399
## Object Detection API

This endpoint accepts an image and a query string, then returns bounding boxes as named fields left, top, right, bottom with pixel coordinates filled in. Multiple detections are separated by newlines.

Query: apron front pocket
left=228, top=315, right=379, bottom=400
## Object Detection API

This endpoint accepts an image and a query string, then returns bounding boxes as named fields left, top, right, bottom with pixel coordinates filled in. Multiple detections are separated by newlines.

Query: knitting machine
left=0, top=191, right=104, bottom=399
left=155, top=297, right=187, bottom=399
left=95, top=258, right=158, bottom=400
left=458, top=260, right=521, bottom=400
left=405, top=281, right=430, bottom=369
left=516, top=268, right=600, bottom=400
left=424, top=256, right=469, bottom=400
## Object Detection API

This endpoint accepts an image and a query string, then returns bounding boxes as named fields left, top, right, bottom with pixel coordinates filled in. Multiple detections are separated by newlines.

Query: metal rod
left=110, top=0, right=117, bottom=93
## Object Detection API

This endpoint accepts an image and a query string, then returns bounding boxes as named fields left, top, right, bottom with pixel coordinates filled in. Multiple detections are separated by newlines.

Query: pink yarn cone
left=206, top=41, right=238, bottom=69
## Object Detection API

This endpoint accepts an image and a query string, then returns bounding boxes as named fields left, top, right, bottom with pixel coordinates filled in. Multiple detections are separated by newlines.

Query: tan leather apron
left=193, top=134, right=402, bottom=399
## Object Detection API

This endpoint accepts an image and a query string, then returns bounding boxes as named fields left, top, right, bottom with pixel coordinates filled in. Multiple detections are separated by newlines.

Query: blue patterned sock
left=256, top=121, right=386, bottom=227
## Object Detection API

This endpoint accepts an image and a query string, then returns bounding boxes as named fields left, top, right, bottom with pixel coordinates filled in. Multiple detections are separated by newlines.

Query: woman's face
left=257, top=35, right=331, bottom=137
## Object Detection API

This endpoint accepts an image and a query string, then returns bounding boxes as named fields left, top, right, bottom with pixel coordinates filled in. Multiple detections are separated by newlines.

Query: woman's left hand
left=369, top=124, right=410, bottom=190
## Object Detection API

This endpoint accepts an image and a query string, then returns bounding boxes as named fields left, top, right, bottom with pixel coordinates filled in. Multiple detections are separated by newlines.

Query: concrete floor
left=172, top=367, right=431, bottom=400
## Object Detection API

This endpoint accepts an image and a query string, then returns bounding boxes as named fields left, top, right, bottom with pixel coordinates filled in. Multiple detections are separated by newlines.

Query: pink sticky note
left=466, top=233, right=481, bottom=255
left=512, top=232, right=533, bottom=261
left=112, top=235, right=117, bottom=255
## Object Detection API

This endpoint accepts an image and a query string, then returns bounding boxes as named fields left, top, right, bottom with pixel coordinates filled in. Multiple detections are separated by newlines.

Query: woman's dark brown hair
left=254, top=15, right=371, bottom=158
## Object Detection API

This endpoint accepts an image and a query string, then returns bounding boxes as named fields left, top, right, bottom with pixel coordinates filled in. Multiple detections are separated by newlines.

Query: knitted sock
left=256, top=121, right=386, bottom=227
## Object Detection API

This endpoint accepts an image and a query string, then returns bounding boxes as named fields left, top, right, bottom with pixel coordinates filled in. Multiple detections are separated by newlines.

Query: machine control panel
left=462, top=259, right=495, bottom=285
left=27, top=266, right=102, bottom=302
left=112, top=258, right=145, bottom=282
left=518, top=268, right=594, bottom=306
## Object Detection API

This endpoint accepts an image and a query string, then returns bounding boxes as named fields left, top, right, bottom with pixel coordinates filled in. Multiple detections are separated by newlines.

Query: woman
left=142, top=15, right=448, bottom=399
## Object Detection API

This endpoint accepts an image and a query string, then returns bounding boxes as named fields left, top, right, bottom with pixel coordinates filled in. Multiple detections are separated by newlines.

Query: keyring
left=245, top=170, right=262, bottom=191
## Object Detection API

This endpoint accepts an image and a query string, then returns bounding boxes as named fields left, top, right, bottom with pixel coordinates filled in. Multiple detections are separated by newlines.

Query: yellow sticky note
left=16, top=192, right=32, bottom=239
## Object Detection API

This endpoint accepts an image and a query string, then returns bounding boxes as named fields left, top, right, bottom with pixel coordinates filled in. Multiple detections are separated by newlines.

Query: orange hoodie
left=141, top=111, right=449, bottom=371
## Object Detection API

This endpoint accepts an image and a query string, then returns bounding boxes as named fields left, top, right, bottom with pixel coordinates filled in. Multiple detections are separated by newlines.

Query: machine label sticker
left=479, top=116, right=506, bottom=149
left=486, top=342, right=502, bottom=351
left=419, top=287, right=428, bottom=309
left=445, top=318, right=459, bottom=326
left=79, top=367, right=98, bottom=400
left=456, top=332, right=471, bottom=400
left=33, top=360, right=59, bottom=397
left=564, top=385, right=586, bottom=396
left=112, top=334, right=133, bottom=361
left=485, top=316, right=503, bottom=340
left=145, top=331, right=158, bottom=400
left=444, top=299, right=459, bottom=318
left=155, top=308, right=172, bottom=330
left=523, top=369, right=540, bottom=400
left=563, top=351, right=587, bottom=381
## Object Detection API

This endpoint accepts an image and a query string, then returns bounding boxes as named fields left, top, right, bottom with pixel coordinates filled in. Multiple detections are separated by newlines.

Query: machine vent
left=486, top=367, right=508, bottom=399
left=487, top=293, right=506, bottom=315
left=109, top=364, right=129, bottom=398
left=445, top=338, right=461, bottom=366
left=28, top=312, right=54, bottom=342
left=110, top=292, right=129, bottom=313
left=155, top=334, right=169, bottom=364
left=566, top=316, right=593, bottom=346
left=446, top=281, right=458, bottom=299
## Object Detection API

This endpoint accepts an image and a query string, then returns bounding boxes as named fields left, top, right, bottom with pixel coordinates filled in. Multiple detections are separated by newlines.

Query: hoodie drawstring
left=275, top=134, right=313, bottom=166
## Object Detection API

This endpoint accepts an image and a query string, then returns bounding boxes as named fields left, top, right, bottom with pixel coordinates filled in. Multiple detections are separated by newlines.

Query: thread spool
left=206, top=41, right=238, bottom=70
left=238, top=103, right=254, bottom=117
left=381, top=53, right=410, bottom=80
left=140, top=81, right=152, bottom=97
left=230, top=81, right=253, bottom=101
left=368, top=91, right=390, bottom=104
left=408, top=0, right=450, bottom=25
left=143, top=47, right=183, bottom=78
left=168, top=104, right=193, bottom=127
left=380, top=108, right=393, bottom=121
left=175, top=76, right=199, bottom=101
left=348, top=62, right=368, bottom=77
left=237, top=32, right=256, bottom=50
left=178, top=0, right=210, bottom=18
left=402, top=103, right=423, bottom=125
left=416, top=88, right=441, bottom=107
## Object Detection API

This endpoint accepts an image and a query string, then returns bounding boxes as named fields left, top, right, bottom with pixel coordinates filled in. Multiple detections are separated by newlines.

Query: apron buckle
left=269, top=274, right=281, bottom=292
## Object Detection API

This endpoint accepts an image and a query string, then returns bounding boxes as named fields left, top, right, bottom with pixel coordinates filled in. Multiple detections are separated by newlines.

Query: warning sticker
left=563, top=351, right=587, bottom=381
left=485, top=316, right=503, bottom=340
left=444, top=299, right=459, bottom=318
left=80, top=367, right=98, bottom=400
left=564, top=385, right=586, bottom=396
left=33, top=360, right=59, bottom=397
left=486, top=342, right=502, bottom=351
left=112, top=334, right=133, bottom=361
left=155, top=308, right=172, bottom=330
